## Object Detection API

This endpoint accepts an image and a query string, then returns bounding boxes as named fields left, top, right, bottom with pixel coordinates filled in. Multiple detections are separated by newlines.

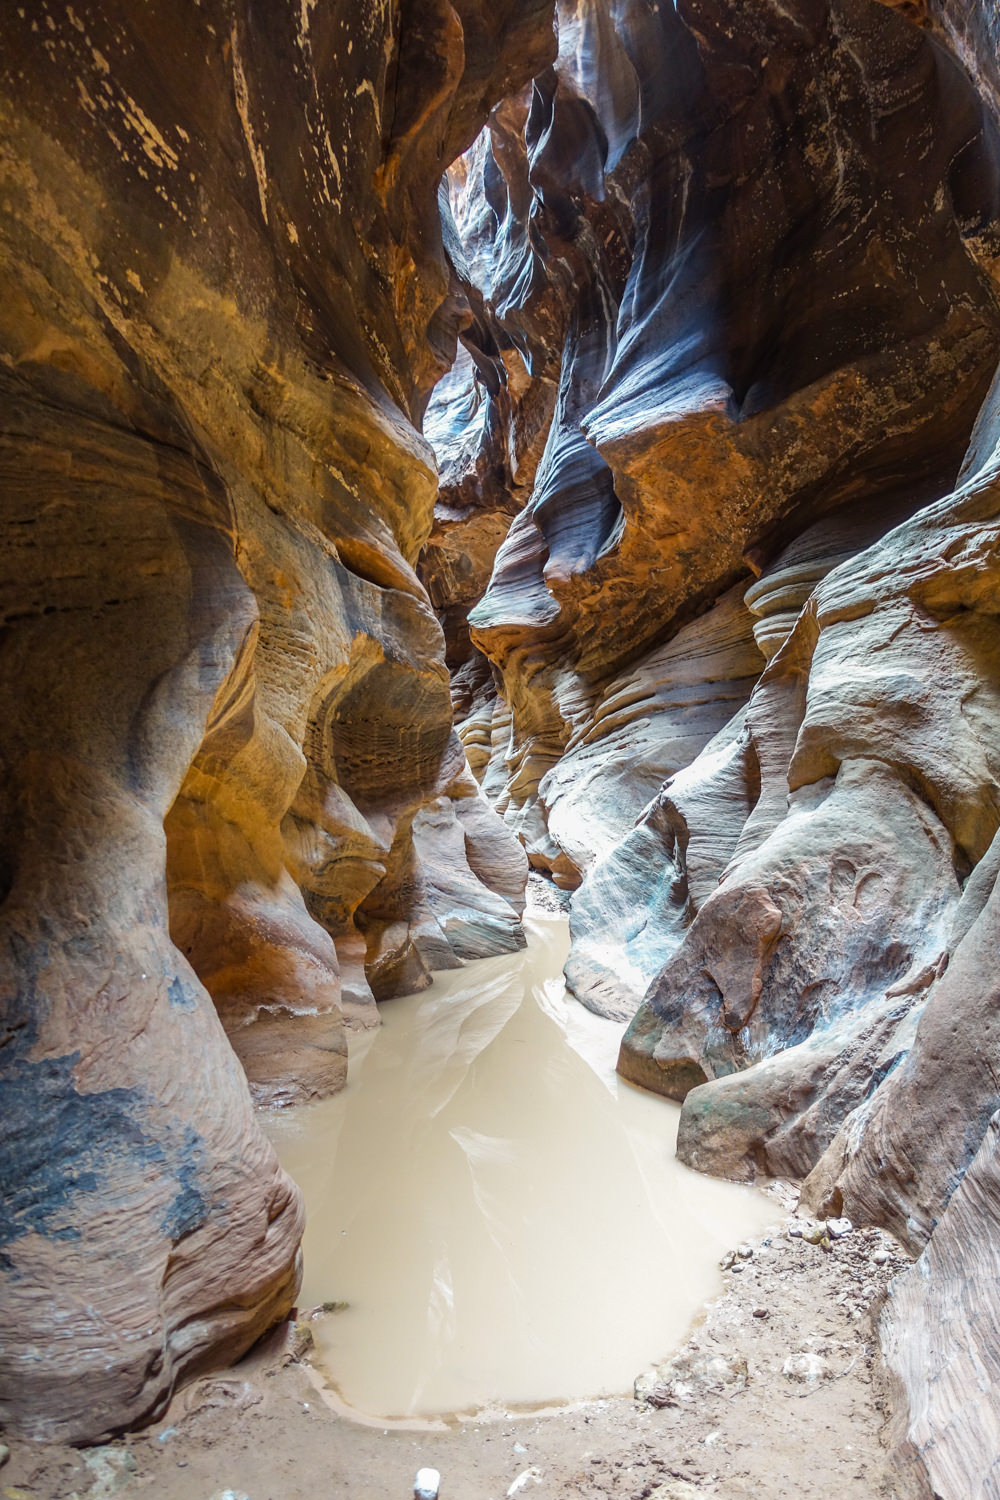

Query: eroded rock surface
left=621, top=477, right=1000, bottom=1175
left=428, top=0, right=1000, bottom=897
left=8, top=0, right=1000, bottom=1483
left=881, top=1110, right=1000, bottom=1499
left=0, top=0, right=546, bottom=1443
left=420, top=4, right=1000, bottom=1494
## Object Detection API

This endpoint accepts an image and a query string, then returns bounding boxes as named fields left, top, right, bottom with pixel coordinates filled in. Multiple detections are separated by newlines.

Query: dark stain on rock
left=168, top=974, right=198, bottom=1011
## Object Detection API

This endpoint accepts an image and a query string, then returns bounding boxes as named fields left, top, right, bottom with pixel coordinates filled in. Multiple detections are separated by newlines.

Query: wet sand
left=2, top=909, right=903, bottom=1500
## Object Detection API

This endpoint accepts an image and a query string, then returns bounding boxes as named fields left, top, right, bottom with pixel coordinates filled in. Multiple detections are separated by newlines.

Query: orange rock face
left=7, top=0, right=1000, bottom=1482
left=0, top=0, right=549, bottom=1443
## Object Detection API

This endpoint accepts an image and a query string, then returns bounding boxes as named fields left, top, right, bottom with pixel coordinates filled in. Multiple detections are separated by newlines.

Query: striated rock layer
left=431, top=0, right=1000, bottom=900
left=0, top=0, right=547, bottom=1443
left=8, top=0, right=1000, bottom=1481
left=421, top=2, right=1000, bottom=1494
left=880, top=1110, right=1000, bottom=1500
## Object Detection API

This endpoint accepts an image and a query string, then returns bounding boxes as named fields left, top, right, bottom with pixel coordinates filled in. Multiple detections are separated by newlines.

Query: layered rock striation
left=0, top=0, right=547, bottom=1443
left=431, top=0, right=1000, bottom=879
left=8, top=0, right=1000, bottom=1484
left=423, top=1, right=1000, bottom=1493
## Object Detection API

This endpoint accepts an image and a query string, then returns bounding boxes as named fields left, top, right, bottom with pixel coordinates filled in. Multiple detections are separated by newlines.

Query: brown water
left=263, top=910, right=773, bottom=1424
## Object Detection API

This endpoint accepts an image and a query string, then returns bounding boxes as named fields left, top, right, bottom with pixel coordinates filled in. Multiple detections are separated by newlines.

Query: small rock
left=826, top=1217, right=854, bottom=1240
left=730, top=1263, right=744, bottom=1273
left=513, top=1442, right=527, bottom=1454
left=643, top=1384, right=679, bottom=1409
left=290, top=1322, right=314, bottom=1361
left=82, top=1449, right=139, bottom=1500
left=0, top=1442, right=9, bottom=1467
left=787, top=1223, right=804, bottom=1239
left=415, top=1469, right=441, bottom=1500
left=782, top=1352, right=832, bottom=1384
left=636, top=1350, right=748, bottom=1406
left=801, top=1222, right=829, bottom=1246
left=752, top=1307, right=769, bottom=1319
left=736, top=1243, right=754, bottom=1259
left=506, top=1466, right=542, bottom=1497
left=648, top=1483, right=703, bottom=1499
left=719, top=1251, right=736, bottom=1270
left=872, top=1249, right=891, bottom=1265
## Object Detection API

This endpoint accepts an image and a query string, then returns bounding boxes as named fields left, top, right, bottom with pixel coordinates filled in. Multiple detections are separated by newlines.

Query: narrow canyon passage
left=264, top=904, right=772, bottom=1423
left=7, top=0, right=1000, bottom=1493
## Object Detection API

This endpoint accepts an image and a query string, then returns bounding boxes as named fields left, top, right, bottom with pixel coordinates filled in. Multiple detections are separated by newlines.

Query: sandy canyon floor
left=3, top=1199, right=910, bottom=1500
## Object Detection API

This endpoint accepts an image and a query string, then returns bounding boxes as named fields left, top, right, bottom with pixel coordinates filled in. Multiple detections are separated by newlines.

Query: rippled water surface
left=263, top=910, right=773, bottom=1422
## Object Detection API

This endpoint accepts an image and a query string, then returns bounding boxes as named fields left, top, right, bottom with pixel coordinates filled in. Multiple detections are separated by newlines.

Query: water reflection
left=263, top=911, right=773, bottom=1421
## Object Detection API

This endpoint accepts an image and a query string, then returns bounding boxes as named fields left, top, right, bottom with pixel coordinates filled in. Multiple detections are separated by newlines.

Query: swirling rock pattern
left=8, top=0, right=1000, bottom=1481
left=430, top=0, right=1000, bottom=1190
left=432, top=0, right=1000, bottom=893
left=880, top=1110, right=1000, bottom=1499
left=422, top=3, right=1000, bottom=1492
left=0, top=0, right=547, bottom=1443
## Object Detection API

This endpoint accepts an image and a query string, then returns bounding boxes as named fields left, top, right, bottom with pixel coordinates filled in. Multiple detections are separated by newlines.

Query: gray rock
left=82, top=1449, right=139, bottom=1500
left=782, top=1352, right=833, bottom=1384
left=506, top=1468, right=542, bottom=1497
left=881, top=1109, right=1000, bottom=1500
left=636, top=1350, right=748, bottom=1406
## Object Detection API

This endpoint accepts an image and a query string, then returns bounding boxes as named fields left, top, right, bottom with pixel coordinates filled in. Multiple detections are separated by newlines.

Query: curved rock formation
left=8, top=0, right=1000, bottom=1485
left=0, top=0, right=546, bottom=1443
left=645, top=474, right=1000, bottom=1179
left=427, top=0, right=1000, bottom=1181
left=880, top=1109, right=1000, bottom=1500
left=420, top=2, right=1000, bottom=1492
left=433, top=0, right=1000, bottom=886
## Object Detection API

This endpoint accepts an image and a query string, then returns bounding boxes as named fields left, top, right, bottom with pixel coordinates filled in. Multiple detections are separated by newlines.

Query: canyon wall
left=0, top=0, right=547, bottom=1443
left=6, top=0, right=1000, bottom=1485
left=424, top=2, right=1000, bottom=1493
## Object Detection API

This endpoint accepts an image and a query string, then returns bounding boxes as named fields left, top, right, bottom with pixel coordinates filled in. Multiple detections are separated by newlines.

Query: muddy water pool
left=263, top=909, right=774, bottom=1424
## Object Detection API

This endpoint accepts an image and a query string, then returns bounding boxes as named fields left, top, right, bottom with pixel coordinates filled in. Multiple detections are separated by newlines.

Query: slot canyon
left=2, top=0, right=1000, bottom=1496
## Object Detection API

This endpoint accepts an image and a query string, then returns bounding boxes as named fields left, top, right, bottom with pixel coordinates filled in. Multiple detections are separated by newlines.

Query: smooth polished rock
left=621, top=476, right=1000, bottom=1166
left=880, top=1110, right=1000, bottom=1500
left=0, top=0, right=550, bottom=1443
left=433, top=0, right=1000, bottom=901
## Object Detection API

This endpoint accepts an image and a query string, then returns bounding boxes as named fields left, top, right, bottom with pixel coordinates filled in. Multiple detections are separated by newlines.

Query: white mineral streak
left=230, top=28, right=268, bottom=223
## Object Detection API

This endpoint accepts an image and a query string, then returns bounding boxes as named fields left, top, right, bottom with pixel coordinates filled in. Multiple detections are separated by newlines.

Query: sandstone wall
left=0, top=0, right=549, bottom=1443
left=422, top=2, right=1000, bottom=1493
left=7, top=0, right=1000, bottom=1482
left=429, top=0, right=1000, bottom=885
